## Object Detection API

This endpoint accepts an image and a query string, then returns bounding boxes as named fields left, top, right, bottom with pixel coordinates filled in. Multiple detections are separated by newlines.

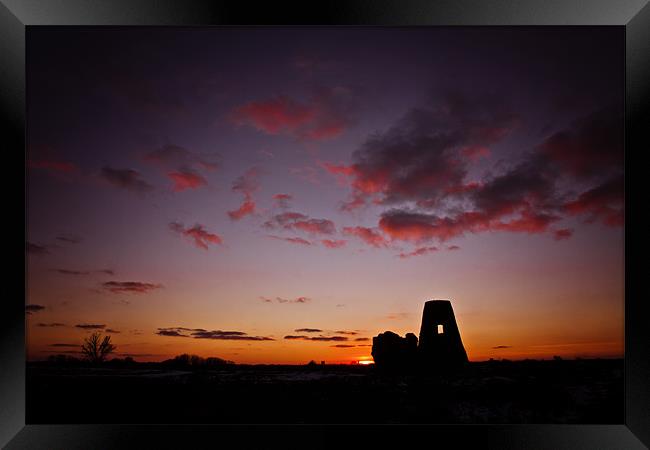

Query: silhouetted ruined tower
left=418, top=300, right=468, bottom=368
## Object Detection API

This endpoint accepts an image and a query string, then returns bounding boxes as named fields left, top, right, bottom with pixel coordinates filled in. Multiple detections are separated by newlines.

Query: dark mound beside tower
left=371, top=299, right=468, bottom=371
left=371, top=331, right=418, bottom=370
left=418, top=300, right=468, bottom=368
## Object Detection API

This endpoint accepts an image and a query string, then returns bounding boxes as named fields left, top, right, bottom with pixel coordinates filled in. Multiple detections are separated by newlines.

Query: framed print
left=2, top=1, right=649, bottom=448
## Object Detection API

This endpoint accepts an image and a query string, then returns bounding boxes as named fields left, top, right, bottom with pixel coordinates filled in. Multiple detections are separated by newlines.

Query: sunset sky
left=26, top=27, right=624, bottom=364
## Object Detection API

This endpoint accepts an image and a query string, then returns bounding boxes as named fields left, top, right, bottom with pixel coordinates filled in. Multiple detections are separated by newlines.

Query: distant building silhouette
left=372, top=299, right=468, bottom=371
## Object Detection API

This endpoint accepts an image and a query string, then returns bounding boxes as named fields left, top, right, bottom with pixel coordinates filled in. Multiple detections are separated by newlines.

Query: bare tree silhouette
left=81, top=331, right=116, bottom=363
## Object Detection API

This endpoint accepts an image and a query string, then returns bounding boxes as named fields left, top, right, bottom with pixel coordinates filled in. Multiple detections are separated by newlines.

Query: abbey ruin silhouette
left=372, top=300, right=468, bottom=370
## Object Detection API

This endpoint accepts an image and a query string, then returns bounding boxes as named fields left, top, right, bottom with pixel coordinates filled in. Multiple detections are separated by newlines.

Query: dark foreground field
left=27, top=359, right=623, bottom=424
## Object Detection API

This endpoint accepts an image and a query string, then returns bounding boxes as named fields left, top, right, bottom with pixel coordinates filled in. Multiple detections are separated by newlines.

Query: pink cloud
left=302, top=121, right=347, bottom=140
left=231, top=95, right=315, bottom=135
left=272, top=193, right=293, bottom=209
left=102, top=167, right=153, bottom=193
left=553, top=228, right=574, bottom=240
left=321, top=239, right=347, bottom=249
left=228, top=168, right=260, bottom=220
left=268, top=235, right=312, bottom=246
left=342, top=226, right=388, bottom=248
left=169, top=222, right=223, bottom=250
left=167, top=170, right=207, bottom=192
left=539, top=107, right=622, bottom=179
left=461, top=145, right=491, bottom=161
left=379, top=208, right=560, bottom=244
left=228, top=198, right=256, bottom=220
left=563, top=176, right=623, bottom=227
left=144, top=144, right=219, bottom=172
left=291, top=219, right=336, bottom=235
left=28, top=159, right=77, bottom=173
left=230, top=88, right=356, bottom=141
left=27, top=145, right=79, bottom=180
left=398, top=246, right=439, bottom=259
left=273, top=193, right=293, bottom=201
left=265, top=211, right=336, bottom=235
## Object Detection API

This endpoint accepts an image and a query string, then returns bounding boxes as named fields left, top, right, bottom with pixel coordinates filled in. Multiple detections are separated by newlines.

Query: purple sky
left=26, top=27, right=623, bottom=363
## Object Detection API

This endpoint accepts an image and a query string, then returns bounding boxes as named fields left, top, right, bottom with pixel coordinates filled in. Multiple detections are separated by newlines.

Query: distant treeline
left=38, top=353, right=235, bottom=369
left=162, top=353, right=235, bottom=368
left=33, top=354, right=622, bottom=369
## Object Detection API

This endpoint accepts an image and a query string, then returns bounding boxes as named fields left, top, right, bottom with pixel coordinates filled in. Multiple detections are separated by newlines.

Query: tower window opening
left=437, top=324, right=444, bottom=334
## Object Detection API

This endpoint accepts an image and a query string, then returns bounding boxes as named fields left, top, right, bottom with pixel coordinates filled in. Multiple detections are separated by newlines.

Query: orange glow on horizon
left=26, top=27, right=624, bottom=370
left=25, top=308, right=624, bottom=364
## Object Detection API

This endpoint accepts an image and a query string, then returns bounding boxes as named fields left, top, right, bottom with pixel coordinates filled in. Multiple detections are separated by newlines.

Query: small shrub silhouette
left=81, top=331, right=116, bottom=364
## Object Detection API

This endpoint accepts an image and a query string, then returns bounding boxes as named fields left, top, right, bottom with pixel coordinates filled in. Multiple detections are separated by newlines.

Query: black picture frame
left=2, top=1, right=648, bottom=448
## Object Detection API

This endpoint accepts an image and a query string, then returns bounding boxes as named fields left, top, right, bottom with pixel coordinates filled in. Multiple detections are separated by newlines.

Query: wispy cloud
left=143, top=144, right=219, bottom=172
left=101, top=281, right=163, bottom=294
left=52, top=268, right=115, bottom=276
left=228, top=168, right=261, bottom=220
left=261, top=296, right=311, bottom=304
left=192, top=330, right=274, bottom=341
left=267, top=235, right=313, bottom=246
left=272, top=193, right=293, bottom=209
left=284, top=335, right=348, bottom=341
left=265, top=211, right=336, bottom=235
left=321, top=239, right=347, bottom=249
left=342, top=227, right=388, bottom=248
left=156, top=329, right=189, bottom=337
left=156, top=327, right=273, bottom=341
left=230, top=87, right=357, bottom=141
left=101, top=167, right=153, bottom=193
left=398, top=246, right=439, bottom=259
left=28, top=159, right=77, bottom=173
left=143, top=144, right=218, bottom=192
left=169, top=222, right=223, bottom=250
left=553, top=229, right=574, bottom=241
left=167, top=169, right=207, bottom=192
left=55, top=234, right=82, bottom=244
left=25, top=304, right=45, bottom=314
left=75, top=324, right=106, bottom=330
left=26, top=242, right=50, bottom=256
